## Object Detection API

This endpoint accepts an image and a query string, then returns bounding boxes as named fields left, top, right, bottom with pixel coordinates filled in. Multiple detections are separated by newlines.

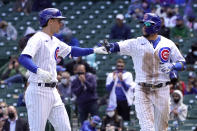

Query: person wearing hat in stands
left=81, top=115, right=101, bottom=131
left=171, top=15, right=189, bottom=39
left=170, top=90, right=188, bottom=121
left=110, top=14, right=131, bottom=40
left=101, top=105, right=123, bottom=131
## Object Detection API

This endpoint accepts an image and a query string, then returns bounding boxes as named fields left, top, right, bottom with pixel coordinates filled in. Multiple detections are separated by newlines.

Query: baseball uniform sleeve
left=58, top=40, right=72, bottom=58
left=170, top=42, right=185, bottom=62
left=118, top=39, right=137, bottom=56
left=21, top=34, right=41, bottom=57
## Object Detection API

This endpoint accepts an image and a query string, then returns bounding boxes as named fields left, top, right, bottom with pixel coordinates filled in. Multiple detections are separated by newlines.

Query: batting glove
left=93, top=46, right=108, bottom=54
left=160, top=63, right=175, bottom=74
left=37, top=68, right=52, bottom=82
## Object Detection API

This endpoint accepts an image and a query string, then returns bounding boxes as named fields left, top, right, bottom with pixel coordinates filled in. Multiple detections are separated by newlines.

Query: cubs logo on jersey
left=54, top=47, right=59, bottom=61
left=159, top=47, right=170, bottom=63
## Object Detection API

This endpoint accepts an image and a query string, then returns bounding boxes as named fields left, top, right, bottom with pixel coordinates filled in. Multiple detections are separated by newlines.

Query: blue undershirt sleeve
left=173, top=61, right=186, bottom=71
left=18, top=54, right=38, bottom=74
left=70, top=47, right=94, bottom=57
left=110, top=43, right=120, bottom=53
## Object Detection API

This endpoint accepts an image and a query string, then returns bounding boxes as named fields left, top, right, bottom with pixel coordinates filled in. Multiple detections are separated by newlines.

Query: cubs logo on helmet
left=159, top=47, right=170, bottom=63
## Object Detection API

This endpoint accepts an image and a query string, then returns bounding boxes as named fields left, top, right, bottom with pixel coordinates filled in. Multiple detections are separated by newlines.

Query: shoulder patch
left=54, top=47, right=60, bottom=61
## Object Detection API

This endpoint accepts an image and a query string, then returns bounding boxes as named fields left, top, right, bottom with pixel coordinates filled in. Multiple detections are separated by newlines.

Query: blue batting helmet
left=141, top=13, right=161, bottom=35
left=39, top=8, right=66, bottom=27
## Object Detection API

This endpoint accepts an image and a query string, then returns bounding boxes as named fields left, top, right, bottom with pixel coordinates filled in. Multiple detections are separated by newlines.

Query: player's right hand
left=37, top=68, right=52, bottom=82
left=93, top=46, right=108, bottom=54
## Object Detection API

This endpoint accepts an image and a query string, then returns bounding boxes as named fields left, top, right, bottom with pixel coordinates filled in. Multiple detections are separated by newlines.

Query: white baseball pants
left=134, top=84, right=170, bottom=131
left=25, top=83, right=71, bottom=131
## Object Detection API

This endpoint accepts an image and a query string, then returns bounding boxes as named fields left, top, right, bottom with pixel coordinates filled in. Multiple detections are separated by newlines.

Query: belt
left=38, top=82, right=56, bottom=88
left=138, top=82, right=170, bottom=89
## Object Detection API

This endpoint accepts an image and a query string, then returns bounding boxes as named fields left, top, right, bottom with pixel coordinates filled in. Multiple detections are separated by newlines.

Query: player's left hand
left=160, top=63, right=175, bottom=74
left=93, top=46, right=108, bottom=54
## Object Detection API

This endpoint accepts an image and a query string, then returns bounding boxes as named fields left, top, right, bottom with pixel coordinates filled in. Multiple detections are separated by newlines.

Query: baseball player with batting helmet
left=103, top=13, right=186, bottom=131
left=18, top=8, right=107, bottom=131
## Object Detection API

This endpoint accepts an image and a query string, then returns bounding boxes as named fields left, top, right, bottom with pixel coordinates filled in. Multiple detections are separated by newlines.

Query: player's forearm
left=18, top=54, right=38, bottom=74
left=70, top=47, right=93, bottom=57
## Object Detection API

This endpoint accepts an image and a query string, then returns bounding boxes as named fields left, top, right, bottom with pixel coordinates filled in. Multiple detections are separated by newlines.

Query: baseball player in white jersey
left=18, top=8, right=107, bottom=131
left=103, top=13, right=186, bottom=131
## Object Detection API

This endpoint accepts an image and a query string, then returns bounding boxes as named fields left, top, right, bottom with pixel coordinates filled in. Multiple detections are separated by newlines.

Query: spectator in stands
left=0, top=20, right=17, bottom=40
left=106, top=59, right=134, bottom=121
left=0, top=102, right=8, bottom=116
left=81, top=115, right=101, bottom=131
left=158, top=17, right=170, bottom=38
left=0, top=56, right=26, bottom=85
left=185, top=73, right=197, bottom=95
left=127, top=0, right=141, bottom=16
left=18, top=33, right=35, bottom=52
left=185, top=43, right=197, bottom=65
left=0, top=107, right=7, bottom=131
left=17, top=82, right=28, bottom=107
left=171, top=15, right=189, bottom=39
left=65, top=57, right=96, bottom=75
left=155, top=4, right=167, bottom=18
left=101, top=105, right=123, bottom=131
left=32, top=0, right=52, bottom=11
left=170, top=90, right=188, bottom=121
left=110, top=14, right=131, bottom=40
left=185, top=15, right=196, bottom=30
left=58, top=71, right=75, bottom=103
left=2, top=106, right=29, bottom=131
left=24, top=27, right=36, bottom=36
left=56, top=65, right=66, bottom=83
left=14, top=0, right=32, bottom=14
left=164, top=7, right=177, bottom=28
left=141, top=1, right=151, bottom=14
left=55, top=27, right=80, bottom=47
left=71, top=64, right=98, bottom=124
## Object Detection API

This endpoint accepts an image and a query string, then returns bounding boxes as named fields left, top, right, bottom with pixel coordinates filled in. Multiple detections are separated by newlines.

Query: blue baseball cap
left=91, top=115, right=101, bottom=124
left=106, top=105, right=116, bottom=112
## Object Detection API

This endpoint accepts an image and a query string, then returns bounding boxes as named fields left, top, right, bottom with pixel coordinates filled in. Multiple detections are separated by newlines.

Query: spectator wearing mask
left=101, top=105, right=123, bottom=131
left=71, top=64, right=98, bottom=124
left=65, top=57, right=96, bottom=76
left=58, top=71, right=74, bottom=103
left=81, top=115, right=101, bottom=131
left=2, top=106, right=29, bottom=131
left=185, top=43, right=197, bottom=65
left=170, top=90, right=188, bottom=121
left=164, top=7, right=177, bottom=28
left=171, top=15, right=189, bottom=39
left=158, top=17, right=170, bottom=39
left=106, top=59, right=134, bottom=121
left=14, top=0, right=32, bottom=14
left=55, top=27, right=80, bottom=47
left=110, top=14, right=131, bottom=40
left=0, top=56, right=26, bottom=85
left=0, top=20, right=17, bottom=40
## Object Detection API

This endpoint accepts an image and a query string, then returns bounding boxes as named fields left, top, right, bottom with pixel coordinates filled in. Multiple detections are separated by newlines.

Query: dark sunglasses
left=117, top=65, right=124, bottom=67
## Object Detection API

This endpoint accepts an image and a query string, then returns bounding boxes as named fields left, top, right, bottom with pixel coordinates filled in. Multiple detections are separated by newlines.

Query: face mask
left=174, top=99, right=180, bottom=104
left=107, top=111, right=115, bottom=117
left=193, top=51, right=197, bottom=56
left=8, top=112, right=15, bottom=119
left=61, top=79, right=67, bottom=85
left=0, top=113, right=3, bottom=118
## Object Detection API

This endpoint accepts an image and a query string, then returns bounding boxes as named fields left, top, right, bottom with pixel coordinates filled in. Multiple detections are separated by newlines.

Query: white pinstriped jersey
left=22, top=31, right=71, bottom=83
left=118, top=35, right=185, bottom=84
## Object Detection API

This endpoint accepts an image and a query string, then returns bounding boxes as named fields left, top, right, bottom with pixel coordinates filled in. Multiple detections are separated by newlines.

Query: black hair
left=18, top=33, right=35, bottom=51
